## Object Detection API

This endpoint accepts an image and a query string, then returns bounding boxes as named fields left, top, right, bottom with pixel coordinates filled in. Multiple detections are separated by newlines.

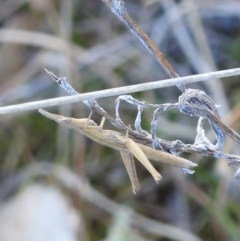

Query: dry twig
left=0, top=68, right=239, bottom=115
left=39, top=68, right=240, bottom=190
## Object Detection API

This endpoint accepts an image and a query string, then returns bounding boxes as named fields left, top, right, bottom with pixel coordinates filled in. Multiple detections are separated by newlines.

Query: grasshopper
left=39, top=108, right=197, bottom=193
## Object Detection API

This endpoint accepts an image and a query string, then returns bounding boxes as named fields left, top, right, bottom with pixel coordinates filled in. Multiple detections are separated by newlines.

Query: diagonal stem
left=101, top=0, right=185, bottom=92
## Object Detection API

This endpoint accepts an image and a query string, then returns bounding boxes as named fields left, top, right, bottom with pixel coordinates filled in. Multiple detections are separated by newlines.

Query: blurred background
left=0, top=0, right=240, bottom=240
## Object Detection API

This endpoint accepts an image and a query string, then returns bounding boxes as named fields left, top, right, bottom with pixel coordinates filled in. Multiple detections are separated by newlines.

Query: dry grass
left=0, top=0, right=240, bottom=241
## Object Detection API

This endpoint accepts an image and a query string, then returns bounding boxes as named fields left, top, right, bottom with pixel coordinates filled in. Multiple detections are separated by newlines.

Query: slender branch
left=0, top=68, right=239, bottom=115
left=101, top=0, right=185, bottom=92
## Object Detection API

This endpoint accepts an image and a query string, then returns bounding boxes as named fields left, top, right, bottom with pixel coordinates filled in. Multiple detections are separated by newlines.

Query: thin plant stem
left=0, top=68, right=239, bottom=115
left=101, top=0, right=185, bottom=91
